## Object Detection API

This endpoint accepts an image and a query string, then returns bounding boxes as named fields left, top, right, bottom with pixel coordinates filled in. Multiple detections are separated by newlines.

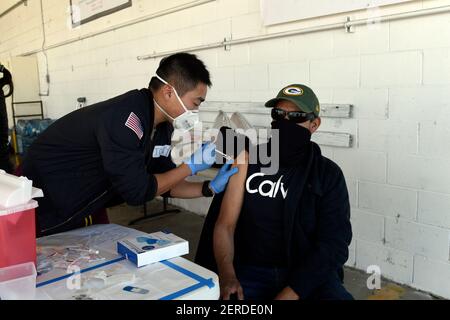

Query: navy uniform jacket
left=23, top=89, right=175, bottom=236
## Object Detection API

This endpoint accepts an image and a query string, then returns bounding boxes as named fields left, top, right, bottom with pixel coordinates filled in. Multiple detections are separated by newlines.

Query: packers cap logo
left=283, top=86, right=304, bottom=96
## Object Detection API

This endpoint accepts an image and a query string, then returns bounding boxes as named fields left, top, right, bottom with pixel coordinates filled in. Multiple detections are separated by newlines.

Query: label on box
left=117, top=232, right=189, bottom=267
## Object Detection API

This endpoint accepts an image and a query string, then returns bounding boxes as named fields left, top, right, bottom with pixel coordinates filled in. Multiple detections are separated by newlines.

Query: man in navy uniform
left=23, top=53, right=237, bottom=237
left=0, top=64, right=14, bottom=174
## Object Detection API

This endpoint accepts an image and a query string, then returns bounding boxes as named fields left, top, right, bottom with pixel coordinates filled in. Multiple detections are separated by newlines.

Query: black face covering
left=271, top=119, right=312, bottom=167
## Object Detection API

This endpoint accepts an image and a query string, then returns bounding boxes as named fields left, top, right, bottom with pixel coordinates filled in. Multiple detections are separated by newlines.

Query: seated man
left=195, top=84, right=353, bottom=300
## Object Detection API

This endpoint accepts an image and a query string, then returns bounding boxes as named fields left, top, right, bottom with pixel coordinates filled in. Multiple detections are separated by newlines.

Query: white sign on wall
left=261, top=0, right=414, bottom=26
left=70, top=0, right=132, bottom=26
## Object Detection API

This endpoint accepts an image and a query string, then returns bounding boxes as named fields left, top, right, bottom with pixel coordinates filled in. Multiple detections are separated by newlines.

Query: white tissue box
left=117, top=231, right=189, bottom=268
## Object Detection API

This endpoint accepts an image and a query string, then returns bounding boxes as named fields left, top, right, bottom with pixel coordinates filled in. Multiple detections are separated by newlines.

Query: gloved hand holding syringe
left=211, top=135, right=234, bottom=162
left=173, top=127, right=233, bottom=164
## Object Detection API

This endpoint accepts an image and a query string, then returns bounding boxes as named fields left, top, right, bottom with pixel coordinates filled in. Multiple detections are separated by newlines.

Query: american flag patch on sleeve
left=125, top=112, right=144, bottom=140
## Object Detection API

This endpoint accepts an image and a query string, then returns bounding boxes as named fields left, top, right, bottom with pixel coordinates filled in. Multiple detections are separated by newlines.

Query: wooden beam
left=202, top=102, right=353, bottom=119
left=320, top=104, right=353, bottom=118
left=312, top=131, right=353, bottom=148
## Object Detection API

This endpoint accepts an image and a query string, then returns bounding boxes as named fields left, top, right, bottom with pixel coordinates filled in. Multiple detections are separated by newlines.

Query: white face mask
left=153, top=74, right=200, bottom=132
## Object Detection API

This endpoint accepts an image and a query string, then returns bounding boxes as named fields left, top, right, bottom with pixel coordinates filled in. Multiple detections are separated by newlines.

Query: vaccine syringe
left=215, top=149, right=233, bottom=162
left=209, top=135, right=234, bottom=162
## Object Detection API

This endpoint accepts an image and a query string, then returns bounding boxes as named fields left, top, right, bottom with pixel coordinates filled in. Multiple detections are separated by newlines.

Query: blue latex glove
left=184, top=142, right=216, bottom=176
left=210, top=160, right=239, bottom=194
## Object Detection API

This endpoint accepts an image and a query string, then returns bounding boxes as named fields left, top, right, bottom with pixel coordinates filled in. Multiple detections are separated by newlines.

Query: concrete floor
left=107, top=199, right=438, bottom=300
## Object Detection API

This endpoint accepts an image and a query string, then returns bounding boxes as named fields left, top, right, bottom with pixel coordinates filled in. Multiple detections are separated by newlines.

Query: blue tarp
left=15, top=119, right=55, bottom=155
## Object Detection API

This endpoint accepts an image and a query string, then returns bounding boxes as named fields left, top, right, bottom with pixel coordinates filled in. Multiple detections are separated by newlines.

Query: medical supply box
left=117, top=231, right=189, bottom=268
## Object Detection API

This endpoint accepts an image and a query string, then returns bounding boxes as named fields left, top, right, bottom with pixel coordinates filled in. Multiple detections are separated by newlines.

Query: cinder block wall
left=1, top=0, right=450, bottom=298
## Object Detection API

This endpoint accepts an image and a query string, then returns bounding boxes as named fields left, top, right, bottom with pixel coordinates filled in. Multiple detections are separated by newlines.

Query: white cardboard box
left=117, top=231, right=189, bottom=268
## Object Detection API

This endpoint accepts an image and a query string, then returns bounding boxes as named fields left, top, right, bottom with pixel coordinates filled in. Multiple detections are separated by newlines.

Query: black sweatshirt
left=23, top=89, right=175, bottom=236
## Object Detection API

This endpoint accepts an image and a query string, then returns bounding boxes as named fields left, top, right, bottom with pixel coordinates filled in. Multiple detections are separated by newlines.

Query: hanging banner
left=70, top=0, right=132, bottom=27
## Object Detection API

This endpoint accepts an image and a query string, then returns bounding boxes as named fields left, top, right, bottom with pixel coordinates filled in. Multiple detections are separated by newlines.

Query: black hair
left=0, top=65, right=13, bottom=98
left=149, top=52, right=211, bottom=96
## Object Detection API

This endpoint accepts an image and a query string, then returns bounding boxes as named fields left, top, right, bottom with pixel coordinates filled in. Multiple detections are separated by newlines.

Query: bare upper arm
left=215, top=151, right=249, bottom=230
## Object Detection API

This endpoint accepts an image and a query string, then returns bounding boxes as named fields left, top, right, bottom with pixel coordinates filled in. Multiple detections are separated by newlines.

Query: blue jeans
left=234, top=265, right=354, bottom=300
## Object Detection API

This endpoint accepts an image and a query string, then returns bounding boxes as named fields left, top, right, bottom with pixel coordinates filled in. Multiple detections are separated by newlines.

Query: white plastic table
left=34, top=224, right=219, bottom=300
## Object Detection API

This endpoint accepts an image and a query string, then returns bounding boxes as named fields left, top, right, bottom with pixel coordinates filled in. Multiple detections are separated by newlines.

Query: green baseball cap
left=265, top=84, right=321, bottom=117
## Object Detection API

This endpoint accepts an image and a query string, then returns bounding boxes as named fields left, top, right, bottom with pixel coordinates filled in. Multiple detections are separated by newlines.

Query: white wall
left=1, top=0, right=450, bottom=299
